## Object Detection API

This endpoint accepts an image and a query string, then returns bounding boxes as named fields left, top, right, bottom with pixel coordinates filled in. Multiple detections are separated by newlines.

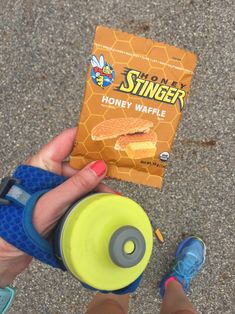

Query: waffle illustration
left=115, top=131, right=157, bottom=151
left=91, top=118, right=153, bottom=141
left=126, top=142, right=157, bottom=159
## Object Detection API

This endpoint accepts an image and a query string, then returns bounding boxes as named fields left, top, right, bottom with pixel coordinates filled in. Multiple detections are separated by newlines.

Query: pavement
left=0, top=0, right=234, bottom=313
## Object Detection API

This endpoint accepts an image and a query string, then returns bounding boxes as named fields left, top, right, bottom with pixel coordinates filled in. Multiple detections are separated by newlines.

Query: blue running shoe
left=159, top=236, right=206, bottom=298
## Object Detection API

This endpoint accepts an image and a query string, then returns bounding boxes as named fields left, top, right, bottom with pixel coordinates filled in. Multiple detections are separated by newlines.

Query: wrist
left=0, top=276, right=12, bottom=289
left=0, top=263, right=11, bottom=288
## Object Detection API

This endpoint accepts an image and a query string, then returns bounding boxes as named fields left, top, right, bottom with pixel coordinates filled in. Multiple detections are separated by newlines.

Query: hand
left=0, top=128, right=116, bottom=287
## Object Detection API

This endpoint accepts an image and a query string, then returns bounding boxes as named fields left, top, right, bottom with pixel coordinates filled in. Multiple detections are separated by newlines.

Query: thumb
left=33, top=160, right=107, bottom=236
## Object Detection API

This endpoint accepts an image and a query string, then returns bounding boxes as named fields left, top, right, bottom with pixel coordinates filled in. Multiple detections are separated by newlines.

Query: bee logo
left=91, top=54, right=115, bottom=88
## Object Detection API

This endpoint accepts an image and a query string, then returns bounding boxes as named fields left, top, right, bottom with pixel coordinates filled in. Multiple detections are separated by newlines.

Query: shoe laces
left=173, top=253, right=201, bottom=282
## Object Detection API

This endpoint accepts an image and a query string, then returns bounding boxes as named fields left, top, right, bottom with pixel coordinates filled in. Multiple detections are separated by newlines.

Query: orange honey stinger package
left=70, top=25, right=197, bottom=188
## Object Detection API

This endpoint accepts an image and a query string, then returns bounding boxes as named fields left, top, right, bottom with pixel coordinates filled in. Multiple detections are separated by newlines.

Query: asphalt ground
left=0, top=1, right=234, bottom=313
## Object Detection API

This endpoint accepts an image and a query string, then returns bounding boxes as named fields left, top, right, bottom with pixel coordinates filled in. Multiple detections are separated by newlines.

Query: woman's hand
left=0, top=128, right=115, bottom=287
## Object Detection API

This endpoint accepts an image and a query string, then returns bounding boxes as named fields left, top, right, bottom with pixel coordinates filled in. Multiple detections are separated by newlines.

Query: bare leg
left=85, top=293, right=129, bottom=314
left=160, top=281, right=197, bottom=314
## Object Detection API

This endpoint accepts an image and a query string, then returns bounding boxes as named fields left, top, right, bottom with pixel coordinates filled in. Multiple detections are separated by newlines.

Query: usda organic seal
left=160, top=152, right=170, bottom=162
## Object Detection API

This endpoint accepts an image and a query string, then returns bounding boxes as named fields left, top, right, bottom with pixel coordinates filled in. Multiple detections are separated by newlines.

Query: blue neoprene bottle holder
left=0, top=165, right=142, bottom=295
left=0, top=165, right=66, bottom=268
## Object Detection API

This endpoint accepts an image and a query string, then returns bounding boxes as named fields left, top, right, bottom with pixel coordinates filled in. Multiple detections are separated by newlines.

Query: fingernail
left=90, top=160, right=107, bottom=177
left=114, top=191, right=122, bottom=195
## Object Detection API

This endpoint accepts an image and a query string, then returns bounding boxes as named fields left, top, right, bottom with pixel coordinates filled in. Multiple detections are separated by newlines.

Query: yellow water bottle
left=54, top=193, right=153, bottom=291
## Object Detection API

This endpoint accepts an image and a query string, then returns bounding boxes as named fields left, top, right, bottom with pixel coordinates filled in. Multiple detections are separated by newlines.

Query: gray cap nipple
left=109, top=226, right=146, bottom=268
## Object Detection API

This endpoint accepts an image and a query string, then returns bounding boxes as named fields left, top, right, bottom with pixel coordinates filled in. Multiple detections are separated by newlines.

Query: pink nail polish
left=90, top=160, right=107, bottom=177
left=164, top=276, right=177, bottom=288
left=114, top=191, right=122, bottom=195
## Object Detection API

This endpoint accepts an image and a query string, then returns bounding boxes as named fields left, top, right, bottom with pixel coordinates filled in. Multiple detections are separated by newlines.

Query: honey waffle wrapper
left=70, top=25, right=197, bottom=188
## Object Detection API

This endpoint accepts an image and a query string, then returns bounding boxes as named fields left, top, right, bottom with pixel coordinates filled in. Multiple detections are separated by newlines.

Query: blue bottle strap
left=0, top=165, right=67, bottom=268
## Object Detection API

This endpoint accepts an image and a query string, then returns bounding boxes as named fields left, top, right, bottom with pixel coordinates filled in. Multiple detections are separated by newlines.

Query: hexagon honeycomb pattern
left=70, top=26, right=197, bottom=188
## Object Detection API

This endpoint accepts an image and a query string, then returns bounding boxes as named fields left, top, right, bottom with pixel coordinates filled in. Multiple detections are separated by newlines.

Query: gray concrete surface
left=0, top=0, right=234, bottom=313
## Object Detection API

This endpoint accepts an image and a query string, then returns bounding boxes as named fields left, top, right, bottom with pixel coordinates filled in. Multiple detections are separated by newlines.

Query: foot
left=159, top=236, right=206, bottom=298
